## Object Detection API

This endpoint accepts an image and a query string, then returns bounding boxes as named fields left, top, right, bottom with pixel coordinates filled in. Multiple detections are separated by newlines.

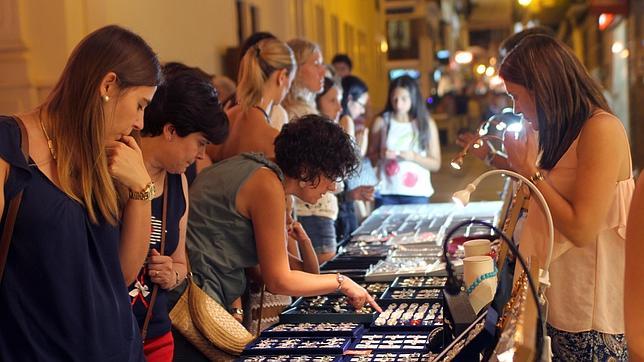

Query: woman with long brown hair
left=0, top=25, right=162, bottom=360
left=502, top=35, right=632, bottom=361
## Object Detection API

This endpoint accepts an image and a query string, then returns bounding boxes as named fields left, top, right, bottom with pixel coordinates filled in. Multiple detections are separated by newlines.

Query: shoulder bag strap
left=141, top=174, right=169, bottom=341
left=0, top=116, right=30, bottom=283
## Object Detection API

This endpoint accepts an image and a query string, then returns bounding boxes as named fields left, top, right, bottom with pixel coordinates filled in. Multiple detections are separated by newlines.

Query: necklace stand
left=464, top=256, right=498, bottom=314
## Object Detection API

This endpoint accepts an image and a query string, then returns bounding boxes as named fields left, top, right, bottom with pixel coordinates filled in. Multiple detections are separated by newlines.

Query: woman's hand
left=106, top=135, right=151, bottom=191
left=288, top=221, right=310, bottom=243
left=147, top=249, right=176, bottom=290
left=385, top=149, right=398, bottom=160
left=340, top=277, right=382, bottom=312
left=503, top=121, right=539, bottom=177
left=348, top=185, right=375, bottom=201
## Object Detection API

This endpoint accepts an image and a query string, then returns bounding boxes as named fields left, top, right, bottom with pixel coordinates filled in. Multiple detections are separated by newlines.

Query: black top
left=0, top=116, right=144, bottom=361
left=129, top=172, right=186, bottom=339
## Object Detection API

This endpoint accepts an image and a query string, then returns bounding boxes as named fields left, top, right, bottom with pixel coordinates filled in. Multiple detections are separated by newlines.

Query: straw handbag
left=169, top=262, right=255, bottom=358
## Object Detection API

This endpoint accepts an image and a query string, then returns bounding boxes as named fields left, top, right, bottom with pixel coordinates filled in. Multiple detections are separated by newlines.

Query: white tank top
left=378, top=119, right=433, bottom=197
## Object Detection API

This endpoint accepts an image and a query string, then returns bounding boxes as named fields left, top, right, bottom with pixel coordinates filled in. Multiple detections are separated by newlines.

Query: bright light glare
left=518, top=0, right=532, bottom=6
left=612, top=41, right=624, bottom=54
left=455, top=51, right=473, bottom=64
left=620, top=49, right=630, bottom=58
left=476, top=64, right=487, bottom=74
left=507, top=122, right=523, bottom=134
left=489, top=75, right=503, bottom=87
left=485, top=66, right=495, bottom=77
left=496, top=122, right=507, bottom=131
left=380, top=40, right=389, bottom=53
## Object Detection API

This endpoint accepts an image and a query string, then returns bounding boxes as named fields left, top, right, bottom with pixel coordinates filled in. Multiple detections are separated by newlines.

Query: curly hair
left=274, top=114, right=359, bottom=184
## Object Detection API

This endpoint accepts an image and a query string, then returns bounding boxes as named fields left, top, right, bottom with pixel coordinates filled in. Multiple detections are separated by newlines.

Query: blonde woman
left=205, top=38, right=295, bottom=164
left=282, top=38, right=339, bottom=263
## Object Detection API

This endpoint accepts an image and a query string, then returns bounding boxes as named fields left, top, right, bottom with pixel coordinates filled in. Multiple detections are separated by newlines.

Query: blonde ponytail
left=236, top=38, right=295, bottom=111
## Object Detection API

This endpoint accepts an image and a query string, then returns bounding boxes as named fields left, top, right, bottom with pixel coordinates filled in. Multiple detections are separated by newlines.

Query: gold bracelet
left=529, top=170, right=545, bottom=184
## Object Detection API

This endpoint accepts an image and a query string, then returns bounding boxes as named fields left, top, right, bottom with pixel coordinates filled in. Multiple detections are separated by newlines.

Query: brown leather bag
left=0, top=116, right=29, bottom=282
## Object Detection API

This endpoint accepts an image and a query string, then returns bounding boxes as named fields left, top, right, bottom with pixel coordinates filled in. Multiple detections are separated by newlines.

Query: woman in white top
left=503, top=35, right=631, bottom=361
left=282, top=38, right=338, bottom=263
left=369, top=75, right=441, bottom=207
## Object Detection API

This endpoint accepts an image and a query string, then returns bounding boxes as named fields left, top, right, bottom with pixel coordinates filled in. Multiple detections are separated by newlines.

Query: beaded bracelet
left=465, top=265, right=498, bottom=295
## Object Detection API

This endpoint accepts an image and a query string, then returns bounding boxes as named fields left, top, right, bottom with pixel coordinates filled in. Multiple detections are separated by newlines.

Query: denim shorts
left=298, top=216, right=337, bottom=254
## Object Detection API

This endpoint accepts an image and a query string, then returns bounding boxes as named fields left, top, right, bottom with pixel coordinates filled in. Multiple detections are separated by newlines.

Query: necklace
left=252, top=105, right=271, bottom=124
left=39, top=116, right=57, bottom=160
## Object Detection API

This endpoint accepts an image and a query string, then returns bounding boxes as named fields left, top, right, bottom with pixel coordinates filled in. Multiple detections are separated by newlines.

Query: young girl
left=369, top=75, right=441, bottom=207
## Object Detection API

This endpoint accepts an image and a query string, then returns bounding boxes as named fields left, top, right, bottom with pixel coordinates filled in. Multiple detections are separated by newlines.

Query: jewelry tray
left=242, top=336, right=351, bottom=356
left=236, top=356, right=341, bottom=362
left=370, top=302, right=443, bottom=331
left=280, top=296, right=377, bottom=324
left=391, top=276, right=447, bottom=288
left=342, top=352, right=430, bottom=361
left=261, top=322, right=364, bottom=337
left=348, top=332, right=429, bottom=353
left=380, top=286, right=443, bottom=303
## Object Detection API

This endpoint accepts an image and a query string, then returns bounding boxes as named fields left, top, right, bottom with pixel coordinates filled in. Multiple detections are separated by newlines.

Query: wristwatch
left=231, top=308, right=244, bottom=317
left=129, top=182, right=156, bottom=201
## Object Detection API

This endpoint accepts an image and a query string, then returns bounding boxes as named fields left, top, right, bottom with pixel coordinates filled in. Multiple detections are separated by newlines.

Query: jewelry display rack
left=240, top=199, right=545, bottom=361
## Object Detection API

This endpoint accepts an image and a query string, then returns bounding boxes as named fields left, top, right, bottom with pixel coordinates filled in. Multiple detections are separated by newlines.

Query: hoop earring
left=103, top=95, right=110, bottom=102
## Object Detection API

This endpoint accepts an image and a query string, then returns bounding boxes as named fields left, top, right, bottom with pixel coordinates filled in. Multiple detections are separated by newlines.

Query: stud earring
left=299, top=181, right=307, bottom=188
left=103, top=95, right=110, bottom=102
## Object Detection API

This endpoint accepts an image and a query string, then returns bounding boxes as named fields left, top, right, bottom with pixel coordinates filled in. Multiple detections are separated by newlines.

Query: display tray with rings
left=280, top=296, right=377, bottom=324
left=337, top=244, right=392, bottom=258
left=342, top=352, right=430, bottom=361
left=391, top=276, right=448, bottom=288
left=349, top=333, right=429, bottom=352
left=261, top=322, right=364, bottom=337
left=364, top=257, right=462, bottom=282
left=320, top=258, right=380, bottom=271
left=371, top=302, right=443, bottom=331
left=379, top=287, right=443, bottom=303
left=329, top=282, right=390, bottom=299
left=236, top=356, right=342, bottom=362
left=242, top=336, right=352, bottom=356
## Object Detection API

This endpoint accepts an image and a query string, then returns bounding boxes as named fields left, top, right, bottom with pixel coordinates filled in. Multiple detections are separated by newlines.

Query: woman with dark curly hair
left=185, top=116, right=381, bottom=334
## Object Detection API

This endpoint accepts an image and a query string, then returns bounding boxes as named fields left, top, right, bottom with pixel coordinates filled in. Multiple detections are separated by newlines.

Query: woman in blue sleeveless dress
left=0, top=25, right=162, bottom=361
left=131, top=63, right=229, bottom=361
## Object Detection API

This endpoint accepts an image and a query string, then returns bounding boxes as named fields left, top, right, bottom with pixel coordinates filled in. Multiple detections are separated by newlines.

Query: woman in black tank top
left=134, top=63, right=228, bottom=361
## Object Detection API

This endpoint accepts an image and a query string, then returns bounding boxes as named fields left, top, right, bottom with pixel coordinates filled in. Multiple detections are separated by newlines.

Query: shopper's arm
left=237, top=168, right=380, bottom=311
left=400, top=118, right=441, bottom=171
